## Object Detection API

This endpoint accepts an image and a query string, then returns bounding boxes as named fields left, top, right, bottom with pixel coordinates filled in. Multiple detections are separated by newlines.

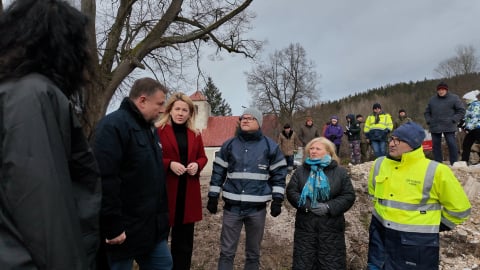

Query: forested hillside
left=295, top=73, right=480, bottom=130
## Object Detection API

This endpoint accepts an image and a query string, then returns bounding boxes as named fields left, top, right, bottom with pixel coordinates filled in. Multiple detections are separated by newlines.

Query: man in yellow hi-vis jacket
left=367, top=121, right=471, bottom=270
left=364, top=103, right=393, bottom=158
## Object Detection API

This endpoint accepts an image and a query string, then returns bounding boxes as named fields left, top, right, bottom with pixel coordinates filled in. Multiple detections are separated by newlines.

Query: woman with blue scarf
left=286, top=137, right=356, bottom=270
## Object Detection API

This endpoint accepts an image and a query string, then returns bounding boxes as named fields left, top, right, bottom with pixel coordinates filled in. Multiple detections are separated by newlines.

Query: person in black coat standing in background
left=424, top=82, right=465, bottom=165
left=287, top=137, right=355, bottom=270
left=345, top=114, right=362, bottom=164
left=0, top=0, right=101, bottom=269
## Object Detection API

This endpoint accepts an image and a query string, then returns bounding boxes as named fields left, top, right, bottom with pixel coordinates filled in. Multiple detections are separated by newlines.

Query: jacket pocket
left=396, top=232, right=439, bottom=269
left=400, top=232, right=439, bottom=247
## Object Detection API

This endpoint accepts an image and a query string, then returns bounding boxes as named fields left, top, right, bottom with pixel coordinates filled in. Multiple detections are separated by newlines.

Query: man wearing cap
left=207, top=107, right=287, bottom=270
left=364, top=103, right=393, bottom=158
left=424, top=81, right=466, bottom=165
left=367, top=121, right=471, bottom=270
left=393, top=109, right=412, bottom=130
left=461, top=90, right=480, bottom=164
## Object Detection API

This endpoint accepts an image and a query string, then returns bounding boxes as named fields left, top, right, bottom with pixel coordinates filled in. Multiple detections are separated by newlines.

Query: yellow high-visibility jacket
left=364, top=112, right=393, bottom=141
left=368, top=147, right=471, bottom=233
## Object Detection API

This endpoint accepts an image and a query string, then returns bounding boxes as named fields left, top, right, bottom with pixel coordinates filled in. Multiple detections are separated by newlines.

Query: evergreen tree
left=202, top=77, right=232, bottom=116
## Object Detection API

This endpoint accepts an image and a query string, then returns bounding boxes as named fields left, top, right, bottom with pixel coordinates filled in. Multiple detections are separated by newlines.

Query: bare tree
left=246, top=43, right=320, bottom=124
left=435, top=45, right=479, bottom=78
left=2, top=0, right=261, bottom=137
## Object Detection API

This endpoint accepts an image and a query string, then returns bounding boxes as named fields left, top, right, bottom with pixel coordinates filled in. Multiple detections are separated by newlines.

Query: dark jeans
left=431, top=132, right=458, bottom=165
left=285, top=155, right=294, bottom=172
left=171, top=223, right=195, bottom=270
left=371, top=140, right=386, bottom=158
left=107, top=240, right=172, bottom=270
left=335, top=144, right=341, bottom=156
left=461, top=128, right=480, bottom=162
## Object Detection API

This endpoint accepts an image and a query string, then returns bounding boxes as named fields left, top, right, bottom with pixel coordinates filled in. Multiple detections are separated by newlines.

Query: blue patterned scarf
left=298, top=155, right=331, bottom=208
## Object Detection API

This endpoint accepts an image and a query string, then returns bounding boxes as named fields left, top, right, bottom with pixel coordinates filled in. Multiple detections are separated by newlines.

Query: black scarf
left=282, top=129, right=293, bottom=139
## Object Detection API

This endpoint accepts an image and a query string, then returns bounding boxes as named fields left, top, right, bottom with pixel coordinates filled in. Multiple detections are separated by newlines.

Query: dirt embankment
left=190, top=162, right=480, bottom=270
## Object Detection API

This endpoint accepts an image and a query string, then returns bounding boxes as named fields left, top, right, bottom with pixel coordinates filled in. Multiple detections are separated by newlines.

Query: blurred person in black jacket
left=0, top=0, right=101, bottom=269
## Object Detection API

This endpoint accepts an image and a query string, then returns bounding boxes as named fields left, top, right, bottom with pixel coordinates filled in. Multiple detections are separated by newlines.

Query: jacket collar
left=119, top=97, right=150, bottom=127
left=387, top=146, right=425, bottom=164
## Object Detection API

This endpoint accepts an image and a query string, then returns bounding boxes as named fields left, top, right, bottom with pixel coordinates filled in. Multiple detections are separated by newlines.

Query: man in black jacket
left=94, top=78, right=172, bottom=269
left=424, top=82, right=466, bottom=165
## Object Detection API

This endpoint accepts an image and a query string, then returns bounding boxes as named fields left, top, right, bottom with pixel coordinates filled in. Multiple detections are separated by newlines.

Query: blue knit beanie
left=392, top=122, right=425, bottom=149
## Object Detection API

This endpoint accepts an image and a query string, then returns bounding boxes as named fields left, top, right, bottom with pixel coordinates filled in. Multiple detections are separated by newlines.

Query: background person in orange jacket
left=156, top=93, right=208, bottom=270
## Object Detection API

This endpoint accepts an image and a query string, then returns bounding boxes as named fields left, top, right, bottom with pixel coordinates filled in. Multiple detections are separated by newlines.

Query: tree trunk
left=80, top=79, right=111, bottom=140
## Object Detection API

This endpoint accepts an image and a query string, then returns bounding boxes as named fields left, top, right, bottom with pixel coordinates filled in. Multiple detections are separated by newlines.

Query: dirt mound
left=192, top=162, right=480, bottom=270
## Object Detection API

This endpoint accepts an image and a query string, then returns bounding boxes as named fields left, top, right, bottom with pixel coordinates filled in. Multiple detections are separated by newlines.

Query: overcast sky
left=196, top=1, right=480, bottom=115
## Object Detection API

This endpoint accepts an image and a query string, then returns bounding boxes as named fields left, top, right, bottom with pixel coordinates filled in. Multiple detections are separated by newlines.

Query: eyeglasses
left=388, top=137, right=403, bottom=146
left=239, top=116, right=256, bottom=122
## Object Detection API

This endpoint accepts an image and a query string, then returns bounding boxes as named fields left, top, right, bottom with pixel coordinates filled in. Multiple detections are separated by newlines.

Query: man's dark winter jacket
left=209, top=130, right=287, bottom=206
left=424, top=92, right=466, bottom=133
left=286, top=160, right=355, bottom=269
left=0, top=74, right=101, bottom=269
left=94, top=98, right=169, bottom=260
left=299, top=123, right=320, bottom=146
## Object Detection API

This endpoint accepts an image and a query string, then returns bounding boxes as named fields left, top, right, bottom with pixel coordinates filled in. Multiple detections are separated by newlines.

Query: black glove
left=439, top=222, right=451, bottom=232
left=207, top=196, right=218, bottom=214
left=310, top=203, right=329, bottom=216
left=328, top=135, right=336, bottom=141
left=270, top=198, right=282, bottom=217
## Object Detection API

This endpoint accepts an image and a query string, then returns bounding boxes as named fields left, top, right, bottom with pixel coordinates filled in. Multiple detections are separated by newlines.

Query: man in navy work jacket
left=93, top=77, right=172, bottom=270
left=207, top=107, right=287, bottom=270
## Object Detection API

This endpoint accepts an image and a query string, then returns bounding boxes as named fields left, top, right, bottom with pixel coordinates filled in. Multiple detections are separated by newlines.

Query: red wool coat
left=157, top=124, right=208, bottom=226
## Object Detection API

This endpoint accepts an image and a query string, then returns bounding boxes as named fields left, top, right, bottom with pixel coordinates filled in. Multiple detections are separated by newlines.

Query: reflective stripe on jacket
left=209, top=133, right=287, bottom=205
left=368, top=147, right=471, bottom=233
left=364, top=112, right=393, bottom=141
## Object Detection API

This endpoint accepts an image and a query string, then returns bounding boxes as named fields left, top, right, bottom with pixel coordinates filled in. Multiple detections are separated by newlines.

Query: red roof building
left=189, top=91, right=279, bottom=146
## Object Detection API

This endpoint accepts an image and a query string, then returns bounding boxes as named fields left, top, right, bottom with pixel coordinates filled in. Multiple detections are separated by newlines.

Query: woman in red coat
left=156, top=93, right=208, bottom=270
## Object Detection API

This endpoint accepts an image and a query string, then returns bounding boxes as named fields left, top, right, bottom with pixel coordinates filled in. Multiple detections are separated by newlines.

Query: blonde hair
left=304, top=137, right=340, bottom=164
left=156, top=92, right=198, bottom=134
